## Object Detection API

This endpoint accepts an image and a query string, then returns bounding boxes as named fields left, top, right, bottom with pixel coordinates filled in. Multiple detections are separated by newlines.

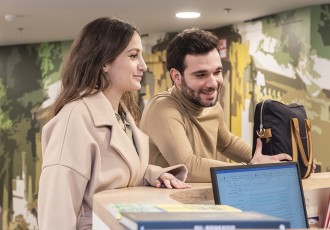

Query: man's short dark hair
left=166, top=28, right=219, bottom=75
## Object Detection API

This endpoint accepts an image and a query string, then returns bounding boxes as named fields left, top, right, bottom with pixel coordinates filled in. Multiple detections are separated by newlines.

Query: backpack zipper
left=257, top=99, right=269, bottom=137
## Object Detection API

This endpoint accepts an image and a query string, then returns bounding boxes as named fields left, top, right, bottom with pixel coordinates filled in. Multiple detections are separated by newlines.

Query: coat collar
left=82, top=92, right=149, bottom=186
left=82, top=92, right=116, bottom=127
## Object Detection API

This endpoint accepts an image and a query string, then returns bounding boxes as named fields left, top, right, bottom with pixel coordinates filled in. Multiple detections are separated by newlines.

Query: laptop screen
left=210, top=162, right=308, bottom=228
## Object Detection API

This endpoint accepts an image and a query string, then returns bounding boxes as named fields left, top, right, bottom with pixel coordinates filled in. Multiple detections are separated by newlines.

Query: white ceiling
left=1, top=0, right=330, bottom=46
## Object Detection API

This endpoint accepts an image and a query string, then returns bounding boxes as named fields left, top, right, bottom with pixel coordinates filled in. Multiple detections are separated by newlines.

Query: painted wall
left=227, top=5, right=330, bottom=168
left=0, top=4, right=329, bottom=229
left=0, top=42, right=71, bottom=229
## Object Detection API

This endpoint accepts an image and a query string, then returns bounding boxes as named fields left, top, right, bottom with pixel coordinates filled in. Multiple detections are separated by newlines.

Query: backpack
left=252, top=99, right=313, bottom=178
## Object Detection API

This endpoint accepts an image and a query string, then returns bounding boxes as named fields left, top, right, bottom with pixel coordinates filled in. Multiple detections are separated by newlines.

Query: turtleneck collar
left=170, top=86, right=205, bottom=116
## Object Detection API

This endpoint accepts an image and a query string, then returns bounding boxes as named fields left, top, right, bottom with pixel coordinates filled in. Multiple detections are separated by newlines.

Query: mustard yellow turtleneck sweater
left=140, top=86, right=252, bottom=182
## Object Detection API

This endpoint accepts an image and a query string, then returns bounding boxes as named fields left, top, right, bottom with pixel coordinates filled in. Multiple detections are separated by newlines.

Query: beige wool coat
left=38, top=92, right=188, bottom=230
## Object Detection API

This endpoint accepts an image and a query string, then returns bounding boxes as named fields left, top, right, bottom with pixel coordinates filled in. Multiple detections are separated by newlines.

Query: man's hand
left=250, top=138, right=292, bottom=164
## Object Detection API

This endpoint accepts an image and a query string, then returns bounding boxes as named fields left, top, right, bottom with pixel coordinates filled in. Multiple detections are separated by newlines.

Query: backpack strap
left=290, top=118, right=313, bottom=178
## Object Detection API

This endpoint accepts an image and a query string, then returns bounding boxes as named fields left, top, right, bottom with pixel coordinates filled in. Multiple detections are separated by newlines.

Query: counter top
left=93, top=172, right=330, bottom=229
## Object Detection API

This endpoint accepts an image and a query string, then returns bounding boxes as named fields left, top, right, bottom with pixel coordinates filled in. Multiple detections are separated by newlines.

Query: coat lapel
left=120, top=102, right=149, bottom=178
left=82, top=92, right=148, bottom=186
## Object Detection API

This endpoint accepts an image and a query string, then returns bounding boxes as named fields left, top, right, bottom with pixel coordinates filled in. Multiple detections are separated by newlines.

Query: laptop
left=210, top=161, right=308, bottom=228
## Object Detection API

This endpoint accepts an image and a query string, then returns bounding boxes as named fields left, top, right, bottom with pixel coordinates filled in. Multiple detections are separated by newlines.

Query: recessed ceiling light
left=4, top=14, right=16, bottom=22
left=176, top=12, right=200, bottom=19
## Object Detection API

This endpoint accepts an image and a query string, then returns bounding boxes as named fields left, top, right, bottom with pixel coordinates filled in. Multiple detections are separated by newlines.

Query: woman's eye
left=130, top=54, right=138, bottom=59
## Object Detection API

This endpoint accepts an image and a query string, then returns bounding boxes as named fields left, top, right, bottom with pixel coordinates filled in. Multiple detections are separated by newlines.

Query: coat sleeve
left=142, top=164, right=188, bottom=186
left=38, top=166, right=88, bottom=230
left=38, top=103, right=96, bottom=229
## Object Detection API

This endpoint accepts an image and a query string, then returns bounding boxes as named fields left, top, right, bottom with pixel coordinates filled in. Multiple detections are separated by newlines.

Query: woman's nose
left=139, top=58, right=147, bottom=72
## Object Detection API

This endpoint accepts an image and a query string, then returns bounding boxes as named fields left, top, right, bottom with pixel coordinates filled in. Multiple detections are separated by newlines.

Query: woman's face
left=103, top=31, right=147, bottom=95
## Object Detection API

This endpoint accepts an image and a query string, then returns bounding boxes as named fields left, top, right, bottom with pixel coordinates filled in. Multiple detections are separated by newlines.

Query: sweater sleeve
left=141, top=98, right=242, bottom=182
left=216, top=106, right=252, bottom=163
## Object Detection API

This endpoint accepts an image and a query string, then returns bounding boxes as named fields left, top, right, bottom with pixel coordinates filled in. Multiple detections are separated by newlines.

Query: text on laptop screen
left=211, top=163, right=308, bottom=228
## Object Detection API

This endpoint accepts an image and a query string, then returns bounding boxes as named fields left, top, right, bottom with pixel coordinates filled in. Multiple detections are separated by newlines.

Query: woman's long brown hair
left=48, top=17, right=141, bottom=122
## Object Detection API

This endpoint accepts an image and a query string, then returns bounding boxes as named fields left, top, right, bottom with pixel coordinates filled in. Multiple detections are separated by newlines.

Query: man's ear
left=170, top=68, right=181, bottom=86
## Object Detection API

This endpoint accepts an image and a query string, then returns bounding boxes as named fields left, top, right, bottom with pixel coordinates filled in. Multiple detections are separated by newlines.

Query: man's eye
left=195, top=73, right=205, bottom=78
left=214, top=71, right=222, bottom=76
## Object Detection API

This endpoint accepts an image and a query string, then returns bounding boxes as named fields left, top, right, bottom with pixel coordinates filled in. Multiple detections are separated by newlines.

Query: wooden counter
left=93, top=172, right=330, bottom=229
left=302, top=172, right=330, bottom=228
left=92, top=183, right=214, bottom=229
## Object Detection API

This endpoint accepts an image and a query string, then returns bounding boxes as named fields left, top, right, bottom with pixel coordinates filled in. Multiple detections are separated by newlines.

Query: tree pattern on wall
left=0, top=4, right=330, bottom=229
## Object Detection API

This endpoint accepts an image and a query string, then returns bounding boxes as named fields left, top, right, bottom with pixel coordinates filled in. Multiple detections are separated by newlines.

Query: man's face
left=174, top=48, right=223, bottom=107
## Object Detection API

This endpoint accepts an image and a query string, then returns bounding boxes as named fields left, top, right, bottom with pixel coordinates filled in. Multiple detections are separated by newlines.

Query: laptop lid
left=210, top=161, right=308, bottom=228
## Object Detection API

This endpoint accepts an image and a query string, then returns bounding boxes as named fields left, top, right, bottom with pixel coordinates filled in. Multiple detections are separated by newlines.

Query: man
left=139, top=28, right=291, bottom=182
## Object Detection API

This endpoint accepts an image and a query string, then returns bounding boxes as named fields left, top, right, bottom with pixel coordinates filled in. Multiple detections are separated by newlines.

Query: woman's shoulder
left=45, top=99, right=91, bottom=129
left=58, top=99, right=90, bottom=120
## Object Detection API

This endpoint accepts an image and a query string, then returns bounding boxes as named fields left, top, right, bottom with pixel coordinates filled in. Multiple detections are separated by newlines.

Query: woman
left=38, top=17, right=190, bottom=230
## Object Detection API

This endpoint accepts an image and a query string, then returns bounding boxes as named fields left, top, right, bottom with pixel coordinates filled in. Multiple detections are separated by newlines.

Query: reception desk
left=93, top=172, right=330, bottom=229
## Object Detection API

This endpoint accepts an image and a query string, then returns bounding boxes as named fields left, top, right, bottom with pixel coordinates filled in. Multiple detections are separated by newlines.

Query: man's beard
left=181, top=76, right=221, bottom=107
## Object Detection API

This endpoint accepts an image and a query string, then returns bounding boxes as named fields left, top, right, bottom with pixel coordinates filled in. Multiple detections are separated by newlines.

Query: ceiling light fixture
left=176, top=12, right=200, bottom=19
left=4, top=14, right=16, bottom=22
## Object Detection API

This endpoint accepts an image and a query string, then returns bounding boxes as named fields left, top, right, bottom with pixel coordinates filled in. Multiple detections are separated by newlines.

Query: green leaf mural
left=0, top=41, right=71, bottom=229
left=0, top=4, right=330, bottom=229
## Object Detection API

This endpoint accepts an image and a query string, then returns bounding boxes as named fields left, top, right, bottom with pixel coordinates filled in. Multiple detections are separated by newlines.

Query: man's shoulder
left=141, top=91, right=184, bottom=121
left=146, top=90, right=180, bottom=108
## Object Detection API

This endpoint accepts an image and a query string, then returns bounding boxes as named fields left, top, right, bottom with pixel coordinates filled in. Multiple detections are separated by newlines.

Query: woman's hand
left=154, top=173, right=191, bottom=189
